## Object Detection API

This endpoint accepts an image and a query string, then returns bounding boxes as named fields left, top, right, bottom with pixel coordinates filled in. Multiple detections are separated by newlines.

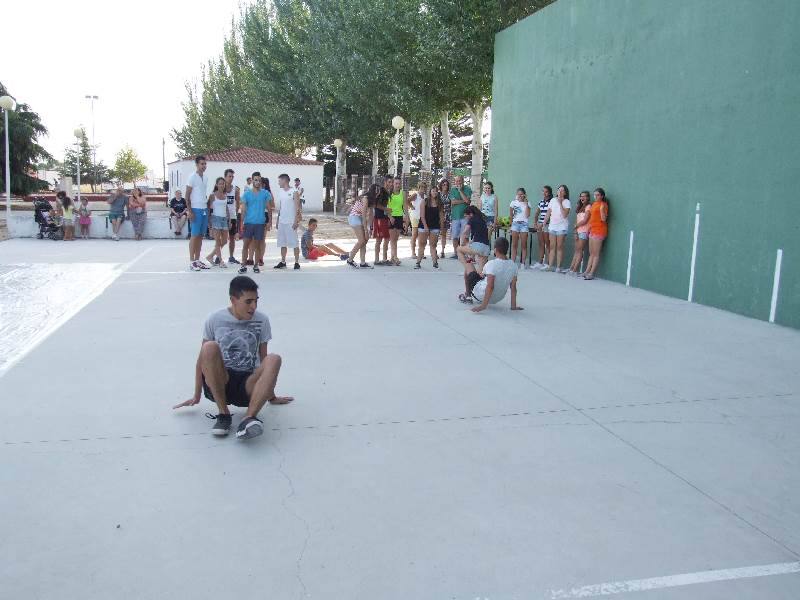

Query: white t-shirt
left=473, top=258, right=518, bottom=304
left=211, top=196, right=228, bottom=217
left=274, top=187, right=297, bottom=226
left=409, top=195, right=422, bottom=219
left=510, top=199, right=530, bottom=223
left=547, top=198, right=571, bottom=232
left=225, top=187, right=237, bottom=219
left=187, top=172, right=207, bottom=209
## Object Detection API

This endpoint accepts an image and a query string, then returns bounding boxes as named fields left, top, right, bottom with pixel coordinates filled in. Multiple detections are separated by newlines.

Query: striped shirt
left=536, top=199, right=549, bottom=224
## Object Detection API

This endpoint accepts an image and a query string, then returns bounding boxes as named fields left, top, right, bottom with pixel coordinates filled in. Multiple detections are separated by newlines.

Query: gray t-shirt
left=473, top=258, right=518, bottom=304
left=202, top=308, right=272, bottom=372
left=109, top=194, right=128, bottom=214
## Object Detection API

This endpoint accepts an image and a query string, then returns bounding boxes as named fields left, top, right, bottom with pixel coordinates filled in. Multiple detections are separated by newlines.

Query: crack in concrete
left=270, top=432, right=312, bottom=599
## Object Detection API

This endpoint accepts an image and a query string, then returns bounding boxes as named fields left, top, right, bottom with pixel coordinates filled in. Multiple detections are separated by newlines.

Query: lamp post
left=74, top=128, right=83, bottom=205
left=0, top=95, right=15, bottom=223
left=333, top=138, right=343, bottom=216
left=84, top=95, right=98, bottom=191
left=391, top=115, right=405, bottom=177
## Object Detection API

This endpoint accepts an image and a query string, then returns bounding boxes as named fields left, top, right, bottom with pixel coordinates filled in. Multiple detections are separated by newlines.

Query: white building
left=167, top=147, right=324, bottom=211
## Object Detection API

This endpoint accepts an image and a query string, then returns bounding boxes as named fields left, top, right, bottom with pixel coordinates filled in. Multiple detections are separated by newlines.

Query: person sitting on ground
left=169, top=190, right=188, bottom=236
left=459, top=237, right=523, bottom=313
left=301, top=218, right=349, bottom=261
left=456, top=205, right=492, bottom=272
left=172, top=275, right=294, bottom=439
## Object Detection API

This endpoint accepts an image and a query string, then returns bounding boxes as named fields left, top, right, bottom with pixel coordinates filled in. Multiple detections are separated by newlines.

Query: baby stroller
left=34, top=197, right=62, bottom=240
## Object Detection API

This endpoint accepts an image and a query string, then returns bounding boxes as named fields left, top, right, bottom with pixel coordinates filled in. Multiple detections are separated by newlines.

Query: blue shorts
left=211, top=215, right=228, bottom=231
left=419, top=228, right=440, bottom=234
left=578, top=232, right=588, bottom=240
left=242, top=223, right=265, bottom=239
left=450, top=218, right=467, bottom=238
left=348, top=215, right=362, bottom=227
left=470, top=241, right=491, bottom=257
left=108, top=212, right=124, bottom=222
left=511, top=222, right=529, bottom=233
left=190, top=209, right=208, bottom=237
left=485, top=216, right=495, bottom=225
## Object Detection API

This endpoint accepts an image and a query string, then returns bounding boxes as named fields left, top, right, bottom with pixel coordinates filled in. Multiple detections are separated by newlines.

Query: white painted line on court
left=769, top=248, right=783, bottom=323
left=625, top=230, right=634, bottom=286
left=549, top=561, right=800, bottom=598
left=688, top=202, right=700, bottom=302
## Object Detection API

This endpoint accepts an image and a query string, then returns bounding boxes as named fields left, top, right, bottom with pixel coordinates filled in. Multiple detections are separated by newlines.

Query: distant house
left=167, top=147, right=324, bottom=211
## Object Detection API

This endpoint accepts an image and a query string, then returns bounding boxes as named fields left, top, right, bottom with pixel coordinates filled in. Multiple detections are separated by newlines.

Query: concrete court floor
left=0, top=236, right=799, bottom=600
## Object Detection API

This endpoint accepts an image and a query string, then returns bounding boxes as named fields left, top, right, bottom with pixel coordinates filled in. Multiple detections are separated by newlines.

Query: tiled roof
left=181, top=147, right=322, bottom=166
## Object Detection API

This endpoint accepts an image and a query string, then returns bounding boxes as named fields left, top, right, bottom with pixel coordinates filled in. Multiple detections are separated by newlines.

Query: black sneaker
left=359, top=263, right=373, bottom=269
left=293, top=262, right=300, bottom=270
left=339, top=254, right=348, bottom=261
left=253, top=266, right=261, bottom=273
left=414, top=262, right=421, bottom=269
left=213, top=256, right=221, bottom=265
left=228, top=256, right=241, bottom=265
left=236, top=416, right=264, bottom=440
left=274, top=261, right=286, bottom=269
left=238, top=266, right=247, bottom=274
left=206, top=413, right=232, bottom=436
left=347, top=258, right=358, bottom=268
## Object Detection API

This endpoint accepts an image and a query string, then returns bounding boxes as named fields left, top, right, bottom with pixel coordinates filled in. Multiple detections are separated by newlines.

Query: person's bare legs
left=570, top=237, right=586, bottom=272
left=416, top=231, right=429, bottom=265
left=519, top=232, right=529, bottom=266
left=244, top=354, right=293, bottom=419
left=374, top=234, right=381, bottom=264
left=457, top=243, right=478, bottom=265
left=349, top=227, right=367, bottom=262
left=411, top=226, right=419, bottom=259
left=586, top=238, right=604, bottom=276
left=476, top=254, right=489, bottom=273
left=381, top=237, right=389, bottom=263
left=199, top=341, right=230, bottom=414
left=463, top=261, right=477, bottom=294
left=228, top=228, right=237, bottom=259
left=440, top=228, right=448, bottom=258
left=293, top=246, right=300, bottom=265
left=322, top=243, right=347, bottom=255
left=510, top=231, right=520, bottom=263
left=429, top=232, right=440, bottom=266
left=389, top=228, right=400, bottom=262
left=240, top=237, right=251, bottom=265
left=280, top=246, right=287, bottom=263
left=548, top=233, right=558, bottom=268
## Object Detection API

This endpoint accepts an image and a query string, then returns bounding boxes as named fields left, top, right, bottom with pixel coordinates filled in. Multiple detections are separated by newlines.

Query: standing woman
left=346, top=184, right=374, bottom=268
left=416, top=182, right=444, bottom=270
left=206, top=177, right=230, bottom=268
left=508, top=187, right=531, bottom=266
left=59, top=194, right=75, bottom=241
left=129, top=188, right=147, bottom=240
left=480, top=181, right=499, bottom=233
left=532, top=185, right=552, bottom=269
left=544, top=184, right=571, bottom=272
left=568, top=191, right=591, bottom=275
left=583, top=187, right=609, bottom=280
left=436, top=178, right=452, bottom=259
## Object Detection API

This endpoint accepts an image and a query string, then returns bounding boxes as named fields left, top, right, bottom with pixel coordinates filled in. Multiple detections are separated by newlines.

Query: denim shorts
left=348, top=215, right=362, bottom=227
left=485, top=216, right=495, bottom=225
left=211, top=215, right=228, bottom=231
left=578, top=232, right=588, bottom=240
left=549, top=229, right=568, bottom=237
left=511, top=221, right=529, bottom=233
left=419, top=227, right=440, bottom=234
left=470, top=241, right=491, bottom=257
left=190, top=208, right=208, bottom=237
left=450, top=217, right=467, bottom=238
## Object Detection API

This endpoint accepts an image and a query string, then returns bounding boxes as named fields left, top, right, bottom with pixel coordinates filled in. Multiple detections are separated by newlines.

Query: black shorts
left=202, top=369, right=251, bottom=407
left=466, top=271, right=484, bottom=295
left=390, top=216, right=404, bottom=230
left=229, top=219, right=238, bottom=236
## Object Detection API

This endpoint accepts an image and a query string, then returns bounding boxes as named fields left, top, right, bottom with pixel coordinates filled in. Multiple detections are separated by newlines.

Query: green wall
left=490, top=0, right=800, bottom=328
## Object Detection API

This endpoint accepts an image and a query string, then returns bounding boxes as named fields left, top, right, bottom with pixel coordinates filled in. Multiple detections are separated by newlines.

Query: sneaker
left=274, top=261, right=286, bottom=269
left=228, top=256, right=241, bottom=265
left=253, top=266, right=260, bottom=273
left=190, top=261, right=202, bottom=272
left=340, top=254, right=349, bottom=261
left=432, top=262, right=440, bottom=269
left=174, top=231, right=181, bottom=236
left=347, top=259, right=358, bottom=268
left=293, top=262, right=300, bottom=270
left=557, top=268, right=568, bottom=274
left=359, top=263, right=373, bottom=269
left=450, top=254, right=458, bottom=259
left=197, top=261, right=210, bottom=270
left=458, top=293, right=474, bottom=304
left=236, top=416, right=264, bottom=440
left=213, top=256, right=221, bottom=266
left=542, top=266, right=555, bottom=272
left=414, top=262, right=421, bottom=269
left=532, top=262, right=543, bottom=270
left=238, top=266, right=247, bottom=274
left=206, top=413, right=232, bottom=436
left=220, top=261, right=228, bottom=269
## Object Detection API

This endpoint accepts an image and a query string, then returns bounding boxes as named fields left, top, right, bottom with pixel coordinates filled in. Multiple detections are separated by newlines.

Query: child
left=508, top=187, right=531, bottom=266
left=78, top=197, right=92, bottom=239
left=206, top=177, right=230, bottom=268
left=301, top=218, right=349, bottom=261
left=60, top=195, right=75, bottom=241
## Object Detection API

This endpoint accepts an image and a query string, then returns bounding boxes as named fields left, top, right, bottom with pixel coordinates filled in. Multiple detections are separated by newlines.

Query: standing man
left=223, top=169, right=241, bottom=265
left=387, top=176, right=409, bottom=265
left=273, top=173, right=302, bottom=270
left=169, top=189, right=188, bottom=237
left=238, top=172, right=272, bottom=274
left=448, top=175, right=473, bottom=258
left=294, top=177, right=305, bottom=205
left=106, top=186, right=128, bottom=241
left=185, top=156, right=209, bottom=271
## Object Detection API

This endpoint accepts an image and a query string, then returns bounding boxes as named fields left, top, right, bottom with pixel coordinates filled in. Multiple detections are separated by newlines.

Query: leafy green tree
left=0, top=82, right=51, bottom=195
left=60, top=128, right=111, bottom=191
left=112, top=146, right=147, bottom=186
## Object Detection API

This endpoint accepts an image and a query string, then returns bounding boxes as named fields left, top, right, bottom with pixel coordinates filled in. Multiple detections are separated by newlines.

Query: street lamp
left=85, top=95, right=98, bottom=191
left=0, top=95, right=15, bottom=223
left=74, top=128, right=83, bottom=204
left=391, top=115, right=405, bottom=177
left=333, top=138, right=344, bottom=216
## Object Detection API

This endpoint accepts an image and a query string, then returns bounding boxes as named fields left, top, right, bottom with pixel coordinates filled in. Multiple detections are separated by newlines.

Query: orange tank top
left=588, top=201, right=608, bottom=237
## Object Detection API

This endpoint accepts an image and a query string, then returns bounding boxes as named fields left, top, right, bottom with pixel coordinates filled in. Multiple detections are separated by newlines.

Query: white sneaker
left=532, top=262, right=543, bottom=270
left=197, top=261, right=210, bottom=270
left=189, top=261, right=201, bottom=272
left=557, top=268, right=568, bottom=274
left=219, top=261, right=228, bottom=269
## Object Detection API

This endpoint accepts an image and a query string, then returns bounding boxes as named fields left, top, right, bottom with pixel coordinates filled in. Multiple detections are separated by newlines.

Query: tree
left=0, top=82, right=51, bottom=195
left=112, top=146, right=147, bottom=186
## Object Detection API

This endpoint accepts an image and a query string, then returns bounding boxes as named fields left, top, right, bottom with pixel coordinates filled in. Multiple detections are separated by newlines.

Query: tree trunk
left=335, top=139, right=346, bottom=213
left=440, top=111, right=452, bottom=173
left=372, top=146, right=379, bottom=178
left=402, top=122, right=412, bottom=177
left=420, top=124, right=433, bottom=171
left=466, top=103, right=488, bottom=202
left=387, top=134, right=397, bottom=178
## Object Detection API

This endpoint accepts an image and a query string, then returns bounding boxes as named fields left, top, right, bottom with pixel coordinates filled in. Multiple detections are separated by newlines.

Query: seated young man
left=460, top=236, right=524, bottom=313
left=301, top=217, right=348, bottom=261
left=173, top=275, right=293, bottom=439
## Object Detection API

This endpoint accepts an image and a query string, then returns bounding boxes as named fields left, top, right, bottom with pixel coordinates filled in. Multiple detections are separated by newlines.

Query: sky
left=2, top=0, right=243, bottom=179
